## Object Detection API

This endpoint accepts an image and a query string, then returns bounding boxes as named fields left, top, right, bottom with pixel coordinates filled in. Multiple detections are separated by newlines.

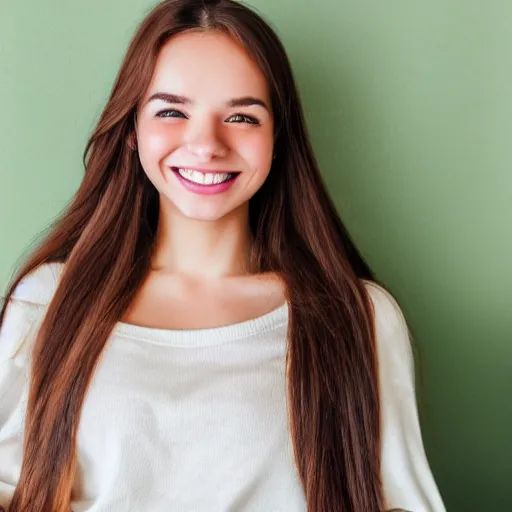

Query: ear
left=127, top=131, right=137, bottom=151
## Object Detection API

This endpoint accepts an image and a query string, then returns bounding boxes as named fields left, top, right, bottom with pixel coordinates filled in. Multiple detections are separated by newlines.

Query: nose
left=184, top=117, right=228, bottom=161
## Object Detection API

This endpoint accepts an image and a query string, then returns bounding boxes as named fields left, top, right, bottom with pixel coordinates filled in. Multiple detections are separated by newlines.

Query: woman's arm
left=0, top=298, right=46, bottom=508
left=365, top=282, right=446, bottom=512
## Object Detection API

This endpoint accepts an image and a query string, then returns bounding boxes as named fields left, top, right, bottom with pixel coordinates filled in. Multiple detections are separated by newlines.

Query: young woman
left=0, top=1, right=446, bottom=511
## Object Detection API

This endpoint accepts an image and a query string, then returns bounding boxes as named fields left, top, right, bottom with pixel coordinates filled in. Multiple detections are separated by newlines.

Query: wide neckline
left=112, top=301, right=289, bottom=347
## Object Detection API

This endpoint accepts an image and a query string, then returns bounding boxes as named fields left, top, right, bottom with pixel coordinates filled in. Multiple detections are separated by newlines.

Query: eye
left=226, top=114, right=260, bottom=125
left=155, top=109, right=187, bottom=119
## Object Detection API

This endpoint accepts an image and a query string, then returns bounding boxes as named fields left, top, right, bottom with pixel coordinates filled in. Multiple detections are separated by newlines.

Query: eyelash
left=155, top=109, right=260, bottom=125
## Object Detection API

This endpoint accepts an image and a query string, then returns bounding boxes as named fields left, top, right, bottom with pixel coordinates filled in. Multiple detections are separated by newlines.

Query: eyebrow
left=146, top=92, right=270, bottom=112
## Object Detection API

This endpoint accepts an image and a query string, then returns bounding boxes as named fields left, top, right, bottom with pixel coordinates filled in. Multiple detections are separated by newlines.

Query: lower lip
left=171, top=169, right=239, bottom=195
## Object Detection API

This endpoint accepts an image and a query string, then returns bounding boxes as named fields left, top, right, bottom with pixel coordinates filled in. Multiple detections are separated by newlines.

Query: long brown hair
left=2, top=1, right=383, bottom=510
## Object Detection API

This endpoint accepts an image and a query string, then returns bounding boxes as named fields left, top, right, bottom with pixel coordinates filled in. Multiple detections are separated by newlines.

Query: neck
left=151, top=201, right=255, bottom=279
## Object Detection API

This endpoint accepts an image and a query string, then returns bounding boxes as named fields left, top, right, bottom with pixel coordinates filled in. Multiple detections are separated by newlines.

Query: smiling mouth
left=170, top=167, right=240, bottom=186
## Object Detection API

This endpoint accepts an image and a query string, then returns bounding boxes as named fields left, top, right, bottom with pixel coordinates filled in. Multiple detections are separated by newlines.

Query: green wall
left=1, top=1, right=510, bottom=509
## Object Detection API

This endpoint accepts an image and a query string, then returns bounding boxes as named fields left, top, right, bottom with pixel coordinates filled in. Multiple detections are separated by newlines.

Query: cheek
left=138, top=122, right=181, bottom=168
left=236, top=133, right=274, bottom=171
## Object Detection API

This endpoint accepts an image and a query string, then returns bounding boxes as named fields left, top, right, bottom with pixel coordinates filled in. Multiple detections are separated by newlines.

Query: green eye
left=156, top=109, right=187, bottom=118
left=226, top=114, right=260, bottom=125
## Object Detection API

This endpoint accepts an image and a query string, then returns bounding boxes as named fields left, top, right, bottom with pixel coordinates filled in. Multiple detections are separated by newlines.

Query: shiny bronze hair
left=2, top=1, right=383, bottom=510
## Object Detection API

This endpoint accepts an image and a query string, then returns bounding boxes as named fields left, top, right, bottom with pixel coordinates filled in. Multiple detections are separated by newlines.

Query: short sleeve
left=365, top=282, right=446, bottom=512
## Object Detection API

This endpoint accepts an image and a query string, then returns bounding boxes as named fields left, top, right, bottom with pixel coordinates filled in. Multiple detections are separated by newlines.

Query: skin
left=122, top=30, right=286, bottom=330
left=136, top=29, right=274, bottom=278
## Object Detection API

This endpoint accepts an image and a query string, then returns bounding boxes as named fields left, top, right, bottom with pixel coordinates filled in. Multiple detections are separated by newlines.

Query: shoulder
left=362, top=280, right=414, bottom=375
left=363, top=281, right=409, bottom=335
left=10, top=261, right=66, bottom=306
left=0, top=262, right=64, bottom=363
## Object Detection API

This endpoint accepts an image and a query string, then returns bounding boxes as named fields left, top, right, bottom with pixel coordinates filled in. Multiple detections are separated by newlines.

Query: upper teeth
left=177, top=168, right=232, bottom=185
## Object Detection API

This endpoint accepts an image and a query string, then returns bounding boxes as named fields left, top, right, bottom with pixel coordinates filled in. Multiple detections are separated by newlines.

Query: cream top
left=0, top=262, right=445, bottom=511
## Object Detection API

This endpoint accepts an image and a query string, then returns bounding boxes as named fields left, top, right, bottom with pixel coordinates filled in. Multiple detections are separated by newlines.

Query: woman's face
left=136, top=30, right=274, bottom=222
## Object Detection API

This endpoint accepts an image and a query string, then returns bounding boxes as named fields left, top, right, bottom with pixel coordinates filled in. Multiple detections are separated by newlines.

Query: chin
left=177, top=205, right=232, bottom=222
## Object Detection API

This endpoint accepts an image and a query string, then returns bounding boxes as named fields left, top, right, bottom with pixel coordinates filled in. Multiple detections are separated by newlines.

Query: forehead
left=146, top=30, right=270, bottom=104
